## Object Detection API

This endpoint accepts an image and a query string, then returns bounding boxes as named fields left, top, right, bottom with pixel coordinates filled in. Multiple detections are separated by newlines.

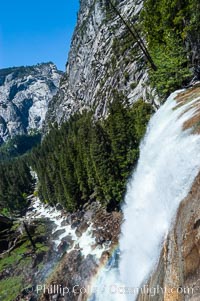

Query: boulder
left=52, top=229, right=65, bottom=240
left=58, top=235, right=74, bottom=254
left=55, top=203, right=63, bottom=211
left=75, top=221, right=89, bottom=237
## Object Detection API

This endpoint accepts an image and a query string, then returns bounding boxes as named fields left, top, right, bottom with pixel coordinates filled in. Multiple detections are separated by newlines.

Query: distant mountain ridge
left=0, top=62, right=62, bottom=145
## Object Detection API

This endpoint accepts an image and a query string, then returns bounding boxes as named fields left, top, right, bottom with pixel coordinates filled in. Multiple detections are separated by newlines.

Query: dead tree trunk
left=23, top=221, right=36, bottom=251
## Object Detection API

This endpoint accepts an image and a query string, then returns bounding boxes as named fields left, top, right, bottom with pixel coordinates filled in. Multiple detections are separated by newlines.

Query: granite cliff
left=45, top=0, right=158, bottom=127
left=0, top=62, right=62, bottom=145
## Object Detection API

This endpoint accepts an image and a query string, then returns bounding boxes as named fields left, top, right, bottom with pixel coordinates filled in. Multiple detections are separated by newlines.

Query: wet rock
left=71, top=221, right=81, bottom=230
left=52, top=229, right=66, bottom=240
left=39, top=202, right=123, bottom=301
left=26, top=206, right=35, bottom=213
left=82, top=202, right=90, bottom=210
left=61, top=219, right=70, bottom=227
left=83, top=210, right=93, bottom=221
left=58, top=235, right=74, bottom=254
left=92, top=210, right=122, bottom=248
left=78, top=254, right=98, bottom=280
left=65, top=215, right=72, bottom=225
left=40, top=249, right=98, bottom=301
left=58, top=241, right=69, bottom=254
left=100, top=251, right=110, bottom=265
left=95, top=236, right=106, bottom=245
left=75, top=222, right=89, bottom=238
left=56, top=203, right=63, bottom=211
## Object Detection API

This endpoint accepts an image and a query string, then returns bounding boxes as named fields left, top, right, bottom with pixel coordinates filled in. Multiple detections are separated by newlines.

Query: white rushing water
left=120, top=90, right=200, bottom=299
left=26, top=198, right=105, bottom=259
left=91, top=90, right=200, bottom=301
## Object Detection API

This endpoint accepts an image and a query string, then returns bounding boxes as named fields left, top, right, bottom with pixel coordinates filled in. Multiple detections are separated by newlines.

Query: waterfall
left=90, top=89, right=200, bottom=301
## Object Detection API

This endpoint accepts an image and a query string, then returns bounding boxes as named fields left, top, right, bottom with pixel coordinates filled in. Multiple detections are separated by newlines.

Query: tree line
left=0, top=92, right=153, bottom=215
left=30, top=92, right=152, bottom=211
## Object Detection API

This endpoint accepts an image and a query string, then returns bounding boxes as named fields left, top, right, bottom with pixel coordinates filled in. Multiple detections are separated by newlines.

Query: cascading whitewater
left=89, top=89, right=200, bottom=301
left=120, top=90, right=200, bottom=299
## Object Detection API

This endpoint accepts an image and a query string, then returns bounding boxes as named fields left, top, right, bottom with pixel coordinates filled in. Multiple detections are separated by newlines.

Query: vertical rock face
left=0, top=63, right=62, bottom=144
left=45, top=0, right=158, bottom=126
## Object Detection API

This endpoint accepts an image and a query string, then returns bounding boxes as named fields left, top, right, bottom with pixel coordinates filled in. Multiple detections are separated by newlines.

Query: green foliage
left=0, top=237, right=49, bottom=299
left=0, top=207, right=10, bottom=217
left=0, top=133, right=41, bottom=161
left=130, top=82, right=137, bottom=89
left=148, top=39, right=191, bottom=96
left=0, top=134, right=39, bottom=214
left=141, top=0, right=200, bottom=96
left=0, top=242, right=29, bottom=272
left=0, top=158, right=35, bottom=214
left=0, top=276, right=23, bottom=301
left=124, top=71, right=130, bottom=83
left=30, top=94, right=153, bottom=211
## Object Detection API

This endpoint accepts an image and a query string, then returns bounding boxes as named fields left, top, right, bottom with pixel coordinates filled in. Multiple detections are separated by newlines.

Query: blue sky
left=0, top=0, right=80, bottom=71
